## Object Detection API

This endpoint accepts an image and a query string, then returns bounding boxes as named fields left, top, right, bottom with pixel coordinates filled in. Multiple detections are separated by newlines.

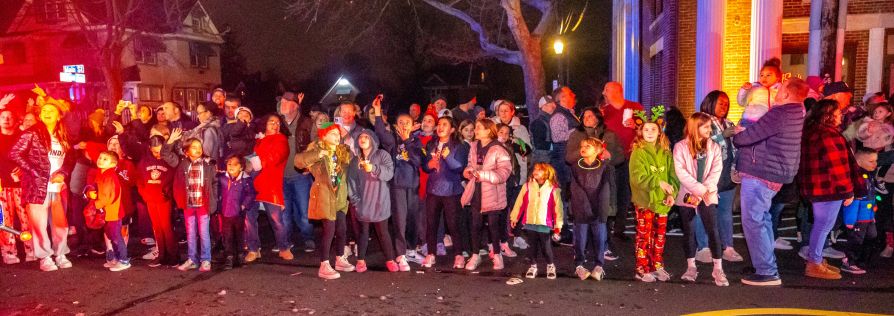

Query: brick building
left=612, top=0, right=894, bottom=121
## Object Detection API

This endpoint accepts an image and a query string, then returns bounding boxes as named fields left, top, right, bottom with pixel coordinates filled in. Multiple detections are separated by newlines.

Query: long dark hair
left=576, top=106, right=605, bottom=131
left=437, top=116, right=460, bottom=143
left=699, top=90, right=729, bottom=119
left=257, top=113, right=291, bottom=137
left=803, top=99, right=840, bottom=134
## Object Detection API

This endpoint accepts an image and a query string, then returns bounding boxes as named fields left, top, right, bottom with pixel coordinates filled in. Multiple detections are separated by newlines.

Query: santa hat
left=317, top=122, right=341, bottom=139
left=424, top=107, right=438, bottom=122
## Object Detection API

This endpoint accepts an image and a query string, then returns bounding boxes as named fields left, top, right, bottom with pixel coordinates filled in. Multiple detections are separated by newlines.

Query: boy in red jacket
left=91, top=151, right=130, bottom=272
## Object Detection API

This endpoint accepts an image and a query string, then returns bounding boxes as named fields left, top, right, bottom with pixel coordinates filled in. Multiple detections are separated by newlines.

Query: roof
left=0, top=0, right=25, bottom=34
left=0, top=0, right=202, bottom=36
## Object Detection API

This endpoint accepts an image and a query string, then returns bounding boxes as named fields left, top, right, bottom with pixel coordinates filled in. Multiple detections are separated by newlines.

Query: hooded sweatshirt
left=348, top=129, right=395, bottom=222
left=374, top=116, right=421, bottom=190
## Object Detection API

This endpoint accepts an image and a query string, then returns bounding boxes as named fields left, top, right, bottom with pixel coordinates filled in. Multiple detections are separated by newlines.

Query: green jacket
left=629, top=142, right=679, bottom=214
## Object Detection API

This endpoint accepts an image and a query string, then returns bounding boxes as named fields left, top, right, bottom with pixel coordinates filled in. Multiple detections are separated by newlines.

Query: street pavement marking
left=684, top=308, right=889, bottom=316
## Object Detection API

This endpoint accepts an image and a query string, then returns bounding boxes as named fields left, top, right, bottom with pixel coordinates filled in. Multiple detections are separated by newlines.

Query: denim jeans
left=695, top=189, right=735, bottom=249
left=769, top=202, right=785, bottom=240
left=573, top=220, right=607, bottom=268
left=807, top=200, right=843, bottom=264
left=245, top=203, right=261, bottom=251
left=262, top=202, right=291, bottom=250
left=739, top=178, right=779, bottom=276
left=104, top=220, right=129, bottom=264
left=184, top=206, right=211, bottom=263
left=284, top=174, right=314, bottom=242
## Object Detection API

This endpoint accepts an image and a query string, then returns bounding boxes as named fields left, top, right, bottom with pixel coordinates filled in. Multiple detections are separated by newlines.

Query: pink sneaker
left=386, top=260, right=399, bottom=272
left=355, top=260, right=368, bottom=273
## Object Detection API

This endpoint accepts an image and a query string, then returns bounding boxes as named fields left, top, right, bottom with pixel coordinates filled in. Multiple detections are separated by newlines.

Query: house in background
left=0, top=0, right=222, bottom=112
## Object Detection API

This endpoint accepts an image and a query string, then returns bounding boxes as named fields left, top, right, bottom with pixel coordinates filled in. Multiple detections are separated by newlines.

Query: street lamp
left=553, top=38, right=566, bottom=87
left=553, top=39, right=564, bottom=55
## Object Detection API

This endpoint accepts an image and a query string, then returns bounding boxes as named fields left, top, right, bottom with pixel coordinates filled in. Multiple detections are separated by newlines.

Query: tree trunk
left=818, top=0, right=839, bottom=79
left=519, top=40, right=546, bottom=121
left=101, top=44, right=125, bottom=109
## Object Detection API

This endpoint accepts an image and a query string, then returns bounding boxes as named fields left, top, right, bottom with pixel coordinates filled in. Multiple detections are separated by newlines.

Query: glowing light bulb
left=19, top=231, right=31, bottom=242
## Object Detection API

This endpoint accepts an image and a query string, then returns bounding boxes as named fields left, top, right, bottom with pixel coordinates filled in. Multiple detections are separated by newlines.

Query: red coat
left=797, top=125, right=855, bottom=202
left=93, top=168, right=122, bottom=221
left=254, top=133, right=288, bottom=206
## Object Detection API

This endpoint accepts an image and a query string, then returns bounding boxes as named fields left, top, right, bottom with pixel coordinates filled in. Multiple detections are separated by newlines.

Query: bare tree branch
left=421, top=0, right=521, bottom=65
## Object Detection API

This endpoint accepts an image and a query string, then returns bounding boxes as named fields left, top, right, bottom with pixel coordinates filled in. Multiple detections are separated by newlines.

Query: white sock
left=687, top=258, right=696, bottom=268
left=713, top=259, right=722, bottom=270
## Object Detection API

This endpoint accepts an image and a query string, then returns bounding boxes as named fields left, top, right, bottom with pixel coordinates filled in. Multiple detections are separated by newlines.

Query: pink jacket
left=673, top=139, right=723, bottom=207
left=461, top=141, right=512, bottom=212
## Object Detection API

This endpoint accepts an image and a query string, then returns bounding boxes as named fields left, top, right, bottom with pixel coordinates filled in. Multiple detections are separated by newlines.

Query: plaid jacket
left=797, top=125, right=855, bottom=202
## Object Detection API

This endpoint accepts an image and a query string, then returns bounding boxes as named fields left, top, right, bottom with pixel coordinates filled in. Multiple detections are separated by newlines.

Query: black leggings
left=845, top=221, right=877, bottom=265
left=470, top=211, right=503, bottom=253
left=425, top=194, right=464, bottom=256
left=358, top=220, right=396, bottom=261
left=680, top=203, right=722, bottom=259
left=525, top=230, right=554, bottom=265
left=320, top=212, right=347, bottom=263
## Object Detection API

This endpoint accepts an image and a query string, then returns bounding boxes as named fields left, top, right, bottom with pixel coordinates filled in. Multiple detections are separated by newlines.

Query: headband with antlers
left=31, top=84, right=71, bottom=114
left=633, top=105, right=665, bottom=128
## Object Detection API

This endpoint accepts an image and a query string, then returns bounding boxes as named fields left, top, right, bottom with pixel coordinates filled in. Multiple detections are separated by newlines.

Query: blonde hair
left=531, top=163, right=558, bottom=188
left=631, top=122, right=670, bottom=152
left=685, top=112, right=712, bottom=156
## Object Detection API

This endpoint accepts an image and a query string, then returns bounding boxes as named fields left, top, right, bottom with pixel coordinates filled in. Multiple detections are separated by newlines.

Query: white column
left=834, top=0, right=848, bottom=81
left=749, top=0, right=783, bottom=82
left=611, top=0, right=626, bottom=85
left=694, top=0, right=726, bottom=108
left=806, top=0, right=823, bottom=76
left=623, top=0, right=641, bottom=101
left=866, top=27, right=886, bottom=93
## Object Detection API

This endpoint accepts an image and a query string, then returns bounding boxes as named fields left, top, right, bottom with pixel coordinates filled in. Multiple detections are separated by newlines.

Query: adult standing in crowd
left=279, top=92, right=317, bottom=253
left=600, top=81, right=643, bottom=240
left=9, top=95, right=76, bottom=271
left=251, top=114, right=292, bottom=261
left=733, top=78, right=809, bottom=286
left=184, top=103, right=221, bottom=164
left=0, top=107, right=33, bottom=264
left=530, top=96, right=554, bottom=164
left=160, top=102, right=198, bottom=132
left=549, top=87, right=580, bottom=191
left=452, top=97, right=476, bottom=124
left=221, top=99, right=255, bottom=169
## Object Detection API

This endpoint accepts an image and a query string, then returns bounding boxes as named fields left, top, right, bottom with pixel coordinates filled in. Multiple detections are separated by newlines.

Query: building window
left=134, top=48, right=157, bottom=65
left=138, top=85, right=164, bottom=102
left=38, top=0, right=67, bottom=24
left=133, top=37, right=164, bottom=65
left=189, top=42, right=215, bottom=69
left=0, top=42, right=27, bottom=65
left=650, top=51, right=663, bottom=106
left=172, top=88, right=209, bottom=113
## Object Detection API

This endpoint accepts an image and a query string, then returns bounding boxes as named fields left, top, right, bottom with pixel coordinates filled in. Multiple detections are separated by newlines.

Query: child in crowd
left=349, top=129, right=398, bottom=273
left=295, top=122, right=353, bottom=279
left=510, top=163, right=563, bottom=279
left=738, top=58, right=782, bottom=127
left=91, top=151, right=130, bottom=272
left=629, top=106, right=679, bottom=283
left=570, top=137, right=613, bottom=281
left=217, top=155, right=255, bottom=270
left=841, top=148, right=880, bottom=274
left=162, top=129, right=219, bottom=272
left=137, top=135, right=178, bottom=267
left=673, top=112, right=728, bottom=286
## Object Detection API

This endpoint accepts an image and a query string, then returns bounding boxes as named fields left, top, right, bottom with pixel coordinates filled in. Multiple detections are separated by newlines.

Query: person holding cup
left=600, top=81, right=644, bottom=242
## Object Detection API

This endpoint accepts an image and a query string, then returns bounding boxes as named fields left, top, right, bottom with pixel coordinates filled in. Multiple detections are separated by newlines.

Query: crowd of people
left=1, top=59, right=893, bottom=287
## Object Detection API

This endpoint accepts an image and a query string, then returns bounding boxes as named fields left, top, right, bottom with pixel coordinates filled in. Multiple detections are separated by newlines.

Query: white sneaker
left=335, top=256, right=355, bottom=272
left=141, top=238, right=156, bottom=246
left=110, top=261, right=131, bottom=272
left=453, top=255, right=465, bottom=269
left=681, top=266, right=698, bottom=282
left=177, top=259, right=197, bottom=271
left=318, top=261, right=340, bottom=280
left=55, top=255, right=72, bottom=269
left=103, top=260, right=118, bottom=268
left=443, top=235, right=453, bottom=248
left=465, top=254, right=481, bottom=271
left=723, top=247, right=744, bottom=262
left=591, top=266, right=605, bottom=281
left=774, top=238, right=793, bottom=250
left=652, top=268, right=671, bottom=282
left=3, top=255, right=20, bottom=264
left=546, top=264, right=557, bottom=280
left=604, top=250, right=619, bottom=261
left=881, top=246, right=894, bottom=258
left=513, top=236, right=529, bottom=250
left=406, top=250, right=423, bottom=265
left=343, top=245, right=353, bottom=257
left=822, top=247, right=846, bottom=259
left=397, top=256, right=411, bottom=272
left=500, top=242, right=517, bottom=258
left=575, top=265, right=590, bottom=280
left=492, top=254, right=504, bottom=270
left=526, top=264, right=538, bottom=279
left=712, top=269, right=729, bottom=286
left=39, top=257, right=58, bottom=272
left=142, top=247, right=159, bottom=260
left=695, top=248, right=712, bottom=263
left=636, top=272, right=656, bottom=282
left=422, top=254, right=435, bottom=268
left=199, top=261, right=212, bottom=272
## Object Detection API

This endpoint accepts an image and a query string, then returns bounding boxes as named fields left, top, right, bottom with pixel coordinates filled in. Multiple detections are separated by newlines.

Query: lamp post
left=554, top=38, right=565, bottom=87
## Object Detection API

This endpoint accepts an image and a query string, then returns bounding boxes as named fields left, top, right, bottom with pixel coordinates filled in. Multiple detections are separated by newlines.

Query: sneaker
left=355, top=260, right=368, bottom=273
left=141, top=238, right=156, bottom=246
left=774, top=238, right=793, bottom=250
left=406, top=251, right=423, bottom=265
left=244, top=251, right=260, bottom=263
left=881, top=246, right=893, bottom=258
left=177, top=259, right=197, bottom=271
left=822, top=259, right=841, bottom=274
left=148, top=259, right=162, bottom=268
left=465, top=254, right=481, bottom=271
left=591, top=266, right=605, bottom=281
left=840, top=259, right=866, bottom=275
left=513, top=236, right=529, bottom=250
left=335, top=256, right=355, bottom=272
left=55, top=255, right=72, bottom=269
left=492, top=254, right=504, bottom=270
left=318, top=261, right=340, bottom=280
left=604, top=250, right=619, bottom=261
left=805, top=262, right=841, bottom=280
left=272, top=247, right=280, bottom=253
left=443, top=235, right=453, bottom=248
left=39, top=257, right=58, bottom=271
left=822, top=247, right=846, bottom=259
left=741, top=273, right=782, bottom=286
left=422, top=254, right=435, bottom=268
left=343, top=245, right=353, bottom=257
left=142, top=247, right=159, bottom=260
left=3, top=255, right=20, bottom=264
left=303, top=240, right=316, bottom=253
left=712, top=269, right=729, bottom=286
left=546, top=264, right=557, bottom=280
left=109, top=261, right=131, bottom=272
left=695, top=248, right=712, bottom=264
left=199, top=261, right=212, bottom=272
left=500, top=242, right=517, bottom=258
left=279, top=249, right=294, bottom=261
left=224, top=256, right=234, bottom=270
left=103, top=260, right=118, bottom=268
left=526, top=264, right=538, bottom=279
left=436, top=243, right=447, bottom=256
left=386, top=260, right=399, bottom=272
left=417, top=244, right=428, bottom=256
left=453, top=255, right=465, bottom=269
left=397, top=256, right=411, bottom=272
left=635, top=272, right=656, bottom=282
left=575, top=265, right=591, bottom=280
left=681, top=266, right=698, bottom=282
left=652, top=268, right=671, bottom=282
left=723, top=247, right=744, bottom=262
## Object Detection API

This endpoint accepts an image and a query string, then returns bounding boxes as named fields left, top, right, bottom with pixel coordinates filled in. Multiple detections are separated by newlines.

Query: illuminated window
left=38, top=0, right=67, bottom=24
left=138, top=85, right=164, bottom=102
